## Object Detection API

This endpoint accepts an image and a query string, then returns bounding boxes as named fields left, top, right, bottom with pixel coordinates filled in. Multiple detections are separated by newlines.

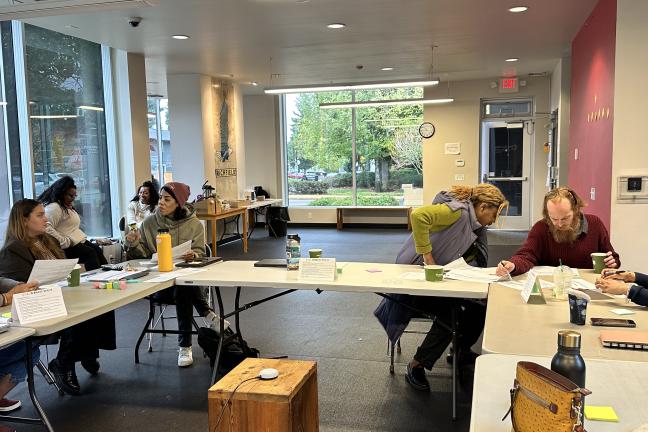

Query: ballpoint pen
left=499, top=261, right=513, bottom=281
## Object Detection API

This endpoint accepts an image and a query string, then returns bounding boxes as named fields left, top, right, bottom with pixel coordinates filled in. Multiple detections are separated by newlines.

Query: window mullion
left=351, top=90, right=356, bottom=206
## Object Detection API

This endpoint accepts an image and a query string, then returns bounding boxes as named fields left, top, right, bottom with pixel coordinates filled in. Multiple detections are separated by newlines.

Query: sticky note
left=584, top=405, right=619, bottom=422
left=1, top=312, right=12, bottom=318
left=610, top=308, right=635, bottom=316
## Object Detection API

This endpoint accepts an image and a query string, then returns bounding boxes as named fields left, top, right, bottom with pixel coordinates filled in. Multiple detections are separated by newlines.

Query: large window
left=284, top=87, right=423, bottom=206
left=147, top=96, right=172, bottom=185
left=25, top=24, right=112, bottom=236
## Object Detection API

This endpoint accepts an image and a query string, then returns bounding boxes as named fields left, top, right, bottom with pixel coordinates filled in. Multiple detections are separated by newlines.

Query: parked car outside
left=304, top=171, right=326, bottom=181
left=288, top=172, right=305, bottom=180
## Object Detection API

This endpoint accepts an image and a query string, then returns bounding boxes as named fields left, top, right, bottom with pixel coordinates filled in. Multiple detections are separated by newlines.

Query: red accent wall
left=569, top=0, right=616, bottom=230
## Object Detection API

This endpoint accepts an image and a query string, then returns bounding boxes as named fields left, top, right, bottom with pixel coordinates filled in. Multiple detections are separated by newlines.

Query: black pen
left=603, top=269, right=625, bottom=277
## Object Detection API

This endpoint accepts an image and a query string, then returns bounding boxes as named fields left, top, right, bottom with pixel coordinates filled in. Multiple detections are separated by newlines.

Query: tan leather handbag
left=503, top=361, right=591, bottom=432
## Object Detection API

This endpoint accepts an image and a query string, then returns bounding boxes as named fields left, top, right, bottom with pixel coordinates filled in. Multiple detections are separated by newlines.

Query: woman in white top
left=37, top=175, right=107, bottom=271
left=126, top=181, right=159, bottom=228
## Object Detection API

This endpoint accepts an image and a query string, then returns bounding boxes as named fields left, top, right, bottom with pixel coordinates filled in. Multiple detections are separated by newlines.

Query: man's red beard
left=548, top=215, right=580, bottom=244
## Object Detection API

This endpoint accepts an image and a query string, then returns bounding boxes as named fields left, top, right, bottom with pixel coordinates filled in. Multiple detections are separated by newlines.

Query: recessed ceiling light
left=251, top=82, right=259, bottom=86
left=505, top=58, right=519, bottom=62
left=381, top=67, right=394, bottom=71
left=508, top=6, right=528, bottom=13
left=327, top=23, right=346, bottom=29
left=296, top=0, right=310, bottom=3
left=171, top=35, right=190, bottom=40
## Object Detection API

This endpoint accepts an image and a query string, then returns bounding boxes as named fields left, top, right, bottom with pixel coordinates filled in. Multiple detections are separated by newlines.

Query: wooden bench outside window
left=336, top=206, right=412, bottom=231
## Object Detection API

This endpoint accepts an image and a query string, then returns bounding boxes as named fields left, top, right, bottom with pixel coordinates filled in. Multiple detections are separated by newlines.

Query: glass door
left=480, top=121, right=531, bottom=229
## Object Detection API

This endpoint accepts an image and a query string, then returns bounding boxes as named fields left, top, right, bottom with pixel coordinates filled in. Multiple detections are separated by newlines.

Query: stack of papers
left=445, top=267, right=507, bottom=283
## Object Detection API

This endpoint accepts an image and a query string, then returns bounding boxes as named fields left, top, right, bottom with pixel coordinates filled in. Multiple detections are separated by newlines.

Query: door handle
left=485, top=177, right=528, bottom=181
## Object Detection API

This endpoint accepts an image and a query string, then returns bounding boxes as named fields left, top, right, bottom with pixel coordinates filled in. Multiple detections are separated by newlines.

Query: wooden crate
left=208, top=358, right=318, bottom=432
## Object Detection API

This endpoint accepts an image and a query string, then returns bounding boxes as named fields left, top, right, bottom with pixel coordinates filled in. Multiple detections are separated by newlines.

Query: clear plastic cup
left=552, top=266, right=572, bottom=300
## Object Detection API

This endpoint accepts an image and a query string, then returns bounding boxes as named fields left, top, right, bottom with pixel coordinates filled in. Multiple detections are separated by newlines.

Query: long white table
left=176, top=260, right=490, bottom=420
left=470, top=354, right=648, bottom=431
left=0, top=326, right=35, bottom=348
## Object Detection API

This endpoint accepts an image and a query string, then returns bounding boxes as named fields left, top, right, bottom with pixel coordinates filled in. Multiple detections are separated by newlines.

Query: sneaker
left=178, top=346, right=193, bottom=367
left=405, top=363, right=430, bottom=391
left=207, top=314, right=231, bottom=332
left=0, top=398, right=21, bottom=412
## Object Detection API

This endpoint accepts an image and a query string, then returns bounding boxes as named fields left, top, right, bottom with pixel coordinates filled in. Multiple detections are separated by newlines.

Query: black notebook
left=254, top=259, right=287, bottom=268
left=175, top=257, right=223, bottom=268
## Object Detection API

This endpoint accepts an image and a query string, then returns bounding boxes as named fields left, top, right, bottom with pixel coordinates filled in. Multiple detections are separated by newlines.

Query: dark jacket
left=0, top=237, right=63, bottom=282
left=628, top=272, right=648, bottom=307
left=374, top=192, right=489, bottom=343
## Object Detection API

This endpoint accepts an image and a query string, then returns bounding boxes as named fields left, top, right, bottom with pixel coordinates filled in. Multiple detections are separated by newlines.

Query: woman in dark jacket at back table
left=0, top=199, right=116, bottom=396
left=596, top=270, right=648, bottom=306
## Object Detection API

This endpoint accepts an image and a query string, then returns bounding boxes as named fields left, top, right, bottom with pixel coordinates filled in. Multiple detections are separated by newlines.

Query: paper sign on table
left=298, top=258, right=336, bottom=281
left=520, top=270, right=545, bottom=304
left=11, top=285, right=67, bottom=325
left=28, top=259, right=78, bottom=284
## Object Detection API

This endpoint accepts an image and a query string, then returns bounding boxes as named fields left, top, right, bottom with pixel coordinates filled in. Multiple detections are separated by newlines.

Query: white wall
left=423, top=76, right=552, bottom=225
left=610, top=0, right=648, bottom=272
left=243, top=95, right=280, bottom=197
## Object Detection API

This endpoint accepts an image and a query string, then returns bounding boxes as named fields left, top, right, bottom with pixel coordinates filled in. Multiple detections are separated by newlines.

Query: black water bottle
left=551, top=330, right=586, bottom=425
left=551, top=330, right=586, bottom=388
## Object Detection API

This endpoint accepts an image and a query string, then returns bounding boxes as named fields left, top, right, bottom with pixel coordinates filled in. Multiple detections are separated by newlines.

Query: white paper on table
left=445, top=267, right=506, bottom=283
left=27, top=259, right=78, bottom=284
left=150, top=240, right=192, bottom=262
left=298, top=258, right=336, bottom=282
left=531, top=266, right=580, bottom=277
left=400, top=272, right=426, bottom=281
left=443, top=257, right=471, bottom=271
left=146, top=268, right=205, bottom=283
left=501, top=279, right=554, bottom=291
left=11, top=285, right=67, bottom=325
left=611, top=308, right=635, bottom=316
left=571, top=279, right=596, bottom=290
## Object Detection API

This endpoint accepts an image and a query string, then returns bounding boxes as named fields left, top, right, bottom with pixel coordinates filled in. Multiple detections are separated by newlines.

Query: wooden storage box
left=208, top=358, right=318, bottom=432
left=229, top=199, right=251, bottom=208
left=194, top=198, right=219, bottom=214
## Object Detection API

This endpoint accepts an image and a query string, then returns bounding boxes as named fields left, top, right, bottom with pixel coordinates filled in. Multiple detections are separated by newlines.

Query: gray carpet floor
left=6, top=226, right=524, bottom=432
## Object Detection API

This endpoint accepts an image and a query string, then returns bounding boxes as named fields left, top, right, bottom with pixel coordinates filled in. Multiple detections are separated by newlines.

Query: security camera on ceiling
left=128, top=17, right=142, bottom=27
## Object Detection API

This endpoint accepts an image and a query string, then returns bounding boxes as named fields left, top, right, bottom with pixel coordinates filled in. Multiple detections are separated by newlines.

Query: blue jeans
left=0, top=341, right=40, bottom=385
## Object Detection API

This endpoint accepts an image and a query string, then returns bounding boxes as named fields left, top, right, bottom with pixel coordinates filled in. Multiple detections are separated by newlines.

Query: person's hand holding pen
left=496, top=260, right=515, bottom=278
left=601, top=269, right=635, bottom=283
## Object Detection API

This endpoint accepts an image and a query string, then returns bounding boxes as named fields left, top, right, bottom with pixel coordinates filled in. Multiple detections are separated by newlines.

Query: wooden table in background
left=197, top=207, right=248, bottom=256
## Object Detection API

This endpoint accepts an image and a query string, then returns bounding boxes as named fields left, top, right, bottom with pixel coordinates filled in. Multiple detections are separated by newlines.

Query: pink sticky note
left=366, top=268, right=382, bottom=273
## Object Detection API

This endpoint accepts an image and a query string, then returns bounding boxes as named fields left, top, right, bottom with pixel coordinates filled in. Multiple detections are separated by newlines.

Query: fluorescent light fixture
left=78, top=105, right=104, bottom=111
left=381, top=67, right=394, bottom=71
left=505, top=58, right=519, bottom=62
left=508, top=6, right=528, bottom=12
left=265, top=79, right=439, bottom=94
left=327, top=23, right=345, bottom=29
left=172, top=35, right=190, bottom=40
left=319, top=98, right=454, bottom=109
left=30, top=115, right=78, bottom=119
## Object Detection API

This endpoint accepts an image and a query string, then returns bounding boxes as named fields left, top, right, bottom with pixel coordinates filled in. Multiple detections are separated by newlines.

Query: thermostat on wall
left=617, top=176, right=648, bottom=203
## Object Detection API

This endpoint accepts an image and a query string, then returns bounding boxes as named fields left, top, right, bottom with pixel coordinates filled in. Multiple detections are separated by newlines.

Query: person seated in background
left=375, top=184, right=508, bottom=391
left=1, top=277, right=40, bottom=432
left=125, top=182, right=224, bottom=367
left=126, top=180, right=159, bottom=228
left=0, top=199, right=116, bottom=396
left=37, top=175, right=107, bottom=271
left=596, top=270, right=648, bottom=307
left=497, top=186, right=620, bottom=277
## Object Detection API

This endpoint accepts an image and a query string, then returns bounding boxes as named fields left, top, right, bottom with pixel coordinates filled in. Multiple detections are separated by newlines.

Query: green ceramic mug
left=424, top=265, right=444, bottom=282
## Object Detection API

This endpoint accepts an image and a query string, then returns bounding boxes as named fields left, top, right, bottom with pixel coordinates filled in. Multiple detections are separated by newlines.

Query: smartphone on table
left=590, top=318, right=637, bottom=328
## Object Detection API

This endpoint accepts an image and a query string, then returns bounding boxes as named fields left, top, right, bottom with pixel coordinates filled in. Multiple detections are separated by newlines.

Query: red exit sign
left=499, top=77, right=519, bottom=93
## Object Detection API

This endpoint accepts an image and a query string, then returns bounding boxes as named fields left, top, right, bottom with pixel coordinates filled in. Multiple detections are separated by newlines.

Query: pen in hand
left=499, top=261, right=513, bottom=281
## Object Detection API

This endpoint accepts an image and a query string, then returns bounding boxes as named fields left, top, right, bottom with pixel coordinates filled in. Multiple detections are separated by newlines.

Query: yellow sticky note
left=584, top=406, right=619, bottom=422
left=1, top=312, right=11, bottom=318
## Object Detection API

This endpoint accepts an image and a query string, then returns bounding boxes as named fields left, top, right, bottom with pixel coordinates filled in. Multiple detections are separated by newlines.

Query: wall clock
left=419, top=122, right=435, bottom=139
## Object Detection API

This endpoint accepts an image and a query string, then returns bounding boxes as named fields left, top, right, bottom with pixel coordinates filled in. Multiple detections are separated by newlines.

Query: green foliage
left=388, top=168, right=423, bottom=189
left=288, top=180, right=328, bottom=194
left=308, top=195, right=399, bottom=206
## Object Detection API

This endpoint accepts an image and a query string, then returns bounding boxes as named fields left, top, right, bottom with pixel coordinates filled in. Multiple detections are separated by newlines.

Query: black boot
left=49, top=359, right=80, bottom=395
left=81, top=358, right=100, bottom=375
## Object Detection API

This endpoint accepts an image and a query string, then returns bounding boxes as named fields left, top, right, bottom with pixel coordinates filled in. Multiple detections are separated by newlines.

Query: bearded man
left=496, top=187, right=619, bottom=276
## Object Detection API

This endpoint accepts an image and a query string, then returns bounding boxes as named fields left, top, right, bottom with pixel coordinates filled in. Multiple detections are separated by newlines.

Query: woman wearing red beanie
left=125, top=182, right=224, bottom=367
